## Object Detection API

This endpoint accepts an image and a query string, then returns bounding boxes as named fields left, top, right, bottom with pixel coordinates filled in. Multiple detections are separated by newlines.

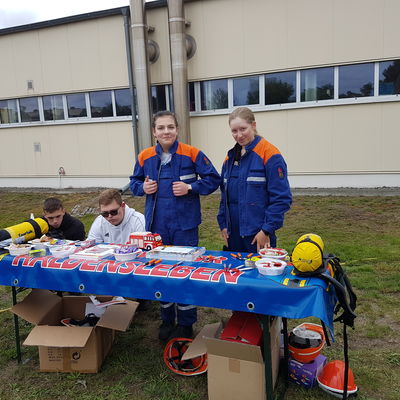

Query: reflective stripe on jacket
left=130, top=140, right=221, bottom=231
left=217, top=135, right=292, bottom=237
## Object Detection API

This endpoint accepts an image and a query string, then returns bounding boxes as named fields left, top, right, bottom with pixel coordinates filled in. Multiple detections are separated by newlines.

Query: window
left=265, top=71, right=296, bottom=105
left=19, top=97, right=40, bottom=122
left=0, top=99, right=19, bottom=124
left=301, top=67, right=334, bottom=101
left=188, top=82, right=195, bottom=112
left=115, top=89, right=132, bottom=116
left=43, top=95, right=64, bottom=121
left=339, top=63, right=374, bottom=98
left=168, top=85, right=174, bottom=112
left=151, top=85, right=167, bottom=113
left=66, top=93, right=87, bottom=118
left=233, top=76, right=259, bottom=106
left=200, top=79, right=228, bottom=110
left=379, top=60, right=400, bottom=95
left=89, top=91, right=113, bottom=118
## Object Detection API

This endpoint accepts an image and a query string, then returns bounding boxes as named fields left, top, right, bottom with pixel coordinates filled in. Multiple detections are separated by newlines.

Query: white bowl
left=49, top=245, right=76, bottom=258
left=114, top=250, right=142, bottom=262
left=6, top=244, right=32, bottom=256
left=256, top=258, right=287, bottom=276
left=258, top=247, right=288, bottom=260
left=32, top=243, right=47, bottom=250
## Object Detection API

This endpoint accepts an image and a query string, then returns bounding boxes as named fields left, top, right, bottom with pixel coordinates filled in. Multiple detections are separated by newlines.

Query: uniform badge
left=278, top=167, right=284, bottom=179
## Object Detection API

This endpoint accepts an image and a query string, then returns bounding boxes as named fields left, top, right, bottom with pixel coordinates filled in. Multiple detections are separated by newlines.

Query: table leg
left=12, top=286, right=22, bottom=363
left=261, top=315, right=274, bottom=400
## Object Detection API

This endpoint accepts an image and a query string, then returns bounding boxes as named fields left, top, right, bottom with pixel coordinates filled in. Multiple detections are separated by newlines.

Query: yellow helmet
left=292, top=233, right=325, bottom=274
left=296, top=233, right=324, bottom=250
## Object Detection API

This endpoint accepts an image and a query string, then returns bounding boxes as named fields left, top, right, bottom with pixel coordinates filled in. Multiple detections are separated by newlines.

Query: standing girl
left=130, top=111, right=220, bottom=341
left=217, top=107, right=292, bottom=252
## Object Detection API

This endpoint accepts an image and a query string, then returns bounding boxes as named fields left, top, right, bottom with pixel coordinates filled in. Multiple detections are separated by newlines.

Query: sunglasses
left=100, top=207, right=120, bottom=218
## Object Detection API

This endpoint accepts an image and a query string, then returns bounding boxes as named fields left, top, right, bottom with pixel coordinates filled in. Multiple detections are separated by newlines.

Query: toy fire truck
left=128, top=232, right=163, bottom=250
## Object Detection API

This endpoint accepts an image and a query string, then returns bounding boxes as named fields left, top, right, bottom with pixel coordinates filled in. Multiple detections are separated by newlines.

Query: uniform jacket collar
left=156, top=140, right=179, bottom=156
left=228, top=135, right=262, bottom=157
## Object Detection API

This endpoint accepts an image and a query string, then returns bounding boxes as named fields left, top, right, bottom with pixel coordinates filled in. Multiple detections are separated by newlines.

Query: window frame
left=1, top=59, right=400, bottom=128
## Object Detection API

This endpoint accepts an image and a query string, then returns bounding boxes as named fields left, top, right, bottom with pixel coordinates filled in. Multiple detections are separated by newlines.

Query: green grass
left=0, top=190, right=399, bottom=399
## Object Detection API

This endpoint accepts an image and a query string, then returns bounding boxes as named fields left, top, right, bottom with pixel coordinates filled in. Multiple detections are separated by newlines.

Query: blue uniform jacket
left=130, top=140, right=221, bottom=231
left=217, top=135, right=292, bottom=237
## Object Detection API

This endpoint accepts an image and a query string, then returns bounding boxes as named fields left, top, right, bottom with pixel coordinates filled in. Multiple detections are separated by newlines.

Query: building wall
left=182, top=0, right=399, bottom=79
left=0, top=0, right=399, bottom=188
left=0, top=15, right=128, bottom=98
left=190, top=101, right=400, bottom=181
left=0, top=121, right=135, bottom=177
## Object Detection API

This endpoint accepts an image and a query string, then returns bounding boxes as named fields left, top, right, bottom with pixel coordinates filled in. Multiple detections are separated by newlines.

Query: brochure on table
left=146, top=246, right=206, bottom=261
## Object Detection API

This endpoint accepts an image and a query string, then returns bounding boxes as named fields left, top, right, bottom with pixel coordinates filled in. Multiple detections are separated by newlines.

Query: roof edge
left=0, top=7, right=129, bottom=36
left=0, top=0, right=177, bottom=36
left=0, top=1, right=203, bottom=36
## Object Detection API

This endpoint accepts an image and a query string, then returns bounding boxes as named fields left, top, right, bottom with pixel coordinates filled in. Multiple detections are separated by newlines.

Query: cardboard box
left=12, top=289, right=138, bottom=373
left=183, top=316, right=281, bottom=400
left=288, top=354, right=327, bottom=389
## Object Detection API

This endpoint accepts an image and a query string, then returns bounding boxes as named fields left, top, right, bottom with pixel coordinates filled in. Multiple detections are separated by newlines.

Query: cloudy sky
left=0, top=0, right=141, bottom=29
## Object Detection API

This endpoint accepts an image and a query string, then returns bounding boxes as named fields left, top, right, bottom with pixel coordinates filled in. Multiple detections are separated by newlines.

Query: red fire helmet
left=317, top=360, right=358, bottom=398
left=288, top=322, right=325, bottom=363
left=163, top=337, right=208, bottom=376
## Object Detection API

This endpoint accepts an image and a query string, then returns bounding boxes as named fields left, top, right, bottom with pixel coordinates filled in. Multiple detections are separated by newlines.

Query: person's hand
left=251, top=230, right=270, bottom=252
left=221, top=228, right=229, bottom=247
left=172, top=181, right=189, bottom=196
left=143, top=176, right=158, bottom=194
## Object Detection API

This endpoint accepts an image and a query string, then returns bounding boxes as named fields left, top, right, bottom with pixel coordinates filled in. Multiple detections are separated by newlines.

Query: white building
left=0, top=0, right=399, bottom=189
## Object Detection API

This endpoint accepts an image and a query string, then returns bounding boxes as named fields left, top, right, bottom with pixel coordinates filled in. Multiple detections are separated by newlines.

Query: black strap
left=343, top=324, right=349, bottom=400
left=318, top=274, right=357, bottom=328
left=320, top=320, right=331, bottom=347
left=24, top=218, right=42, bottom=239
left=326, top=255, right=357, bottom=313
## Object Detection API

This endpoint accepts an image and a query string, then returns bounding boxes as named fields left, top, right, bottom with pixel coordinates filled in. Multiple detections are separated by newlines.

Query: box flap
left=11, top=289, right=61, bottom=325
left=96, top=300, right=138, bottom=331
left=220, top=312, right=263, bottom=346
left=23, top=325, right=94, bottom=347
left=182, top=322, right=221, bottom=361
left=205, top=336, right=264, bottom=364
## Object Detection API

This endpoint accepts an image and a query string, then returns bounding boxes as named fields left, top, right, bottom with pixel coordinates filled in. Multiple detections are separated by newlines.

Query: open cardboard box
left=11, top=289, right=138, bottom=373
left=183, top=316, right=281, bottom=400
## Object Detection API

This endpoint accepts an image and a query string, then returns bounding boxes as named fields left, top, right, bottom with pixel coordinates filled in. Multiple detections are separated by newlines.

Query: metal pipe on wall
left=168, top=0, right=190, bottom=143
left=121, top=7, right=139, bottom=159
left=129, top=0, right=153, bottom=151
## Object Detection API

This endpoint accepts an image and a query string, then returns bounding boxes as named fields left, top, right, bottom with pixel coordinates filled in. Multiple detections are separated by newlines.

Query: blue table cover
left=0, top=250, right=337, bottom=336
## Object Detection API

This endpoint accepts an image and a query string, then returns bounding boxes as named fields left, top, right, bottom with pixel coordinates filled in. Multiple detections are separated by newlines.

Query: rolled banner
left=0, top=218, right=49, bottom=243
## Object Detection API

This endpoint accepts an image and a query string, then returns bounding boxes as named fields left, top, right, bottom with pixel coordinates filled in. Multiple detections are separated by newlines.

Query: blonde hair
left=98, top=189, right=122, bottom=206
left=228, top=107, right=256, bottom=125
left=228, top=107, right=258, bottom=135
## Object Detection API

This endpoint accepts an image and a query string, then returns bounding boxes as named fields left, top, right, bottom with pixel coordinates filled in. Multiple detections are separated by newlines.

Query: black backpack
left=293, top=254, right=358, bottom=399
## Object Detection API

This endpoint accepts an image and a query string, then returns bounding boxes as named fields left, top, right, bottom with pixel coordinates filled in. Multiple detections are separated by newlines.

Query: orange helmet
left=163, top=338, right=208, bottom=376
left=317, top=360, right=358, bottom=397
left=288, top=323, right=325, bottom=364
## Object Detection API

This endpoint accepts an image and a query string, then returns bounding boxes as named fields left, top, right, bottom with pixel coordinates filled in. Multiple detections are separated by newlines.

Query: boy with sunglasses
left=87, top=189, right=145, bottom=244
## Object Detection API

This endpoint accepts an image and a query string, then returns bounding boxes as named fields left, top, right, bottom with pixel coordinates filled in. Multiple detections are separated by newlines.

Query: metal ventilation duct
left=130, top=0, right=153, bottom=151
left=168, top=0, right=190, bottom=143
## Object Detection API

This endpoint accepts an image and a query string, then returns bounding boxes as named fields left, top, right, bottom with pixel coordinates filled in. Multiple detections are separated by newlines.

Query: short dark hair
left=98, top=189, right=122, bottom=206
left=152, top=111, right=178, bottom=128
left=43, top=198, right=64, bottom=213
